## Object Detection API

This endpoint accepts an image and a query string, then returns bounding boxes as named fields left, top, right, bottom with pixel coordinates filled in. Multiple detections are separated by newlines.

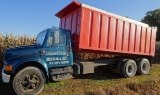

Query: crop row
left=0, top=33, right=36, bottom=68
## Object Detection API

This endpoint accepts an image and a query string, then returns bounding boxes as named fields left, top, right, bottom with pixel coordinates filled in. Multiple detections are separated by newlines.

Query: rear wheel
left=117, top=59, right=127, bottom=75
left=13, top=67, right=45, bottom=95
left=121, top=59, right=137, bottom=78
left=136, top=58, right=150, bottom=75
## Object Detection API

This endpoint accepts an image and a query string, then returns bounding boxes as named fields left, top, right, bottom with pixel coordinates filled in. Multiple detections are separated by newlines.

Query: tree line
left=142, top=9, right=160, bottom=41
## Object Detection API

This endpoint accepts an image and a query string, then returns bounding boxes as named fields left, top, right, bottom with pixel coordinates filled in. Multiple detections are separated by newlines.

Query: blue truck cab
left=2, top=28, right=74, bottom=95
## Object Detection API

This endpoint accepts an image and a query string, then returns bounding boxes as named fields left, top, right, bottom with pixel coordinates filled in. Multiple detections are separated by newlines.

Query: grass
left=38, top=64, right=160, bottom=95
left=45, top=81, right=65, bottom=88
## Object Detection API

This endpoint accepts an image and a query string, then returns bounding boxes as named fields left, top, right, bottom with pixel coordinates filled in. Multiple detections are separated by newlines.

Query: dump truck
left=1, top=1, right=157, bottom=95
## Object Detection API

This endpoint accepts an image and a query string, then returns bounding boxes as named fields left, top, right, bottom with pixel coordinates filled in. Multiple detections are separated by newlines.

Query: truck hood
left=5, top=45, right=40, bottom=61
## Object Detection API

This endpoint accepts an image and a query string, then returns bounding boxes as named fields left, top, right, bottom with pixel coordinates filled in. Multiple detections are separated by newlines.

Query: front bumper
left=1, top=68, right=10, bottom=83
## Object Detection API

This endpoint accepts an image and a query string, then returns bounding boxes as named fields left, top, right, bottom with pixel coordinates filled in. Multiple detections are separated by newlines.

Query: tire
left=136, top=58, right=150, bottom=75
left=121, top=59, right=137, bottom=78
left=13, top=67, right=45, bottom=95
left=117, top=59, right=127, bottom=75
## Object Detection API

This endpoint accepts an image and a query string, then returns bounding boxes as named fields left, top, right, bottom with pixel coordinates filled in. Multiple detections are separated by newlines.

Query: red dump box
left=55, top=1, right=157, bottom=57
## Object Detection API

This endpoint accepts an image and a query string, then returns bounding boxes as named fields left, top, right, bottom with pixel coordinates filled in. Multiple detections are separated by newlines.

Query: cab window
left=47, top=31, right=67, bottom=47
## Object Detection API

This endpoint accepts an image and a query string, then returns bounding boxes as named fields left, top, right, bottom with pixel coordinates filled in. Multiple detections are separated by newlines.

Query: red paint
left=55, top=1, right=157, bottom=56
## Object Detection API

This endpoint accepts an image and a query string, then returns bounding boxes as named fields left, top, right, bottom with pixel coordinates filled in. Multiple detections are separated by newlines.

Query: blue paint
left=4, top=28, right=73, bottom=77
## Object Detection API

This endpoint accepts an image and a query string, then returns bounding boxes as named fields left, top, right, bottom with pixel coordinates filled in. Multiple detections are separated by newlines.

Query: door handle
left=39, top=50, right=45, bottom=53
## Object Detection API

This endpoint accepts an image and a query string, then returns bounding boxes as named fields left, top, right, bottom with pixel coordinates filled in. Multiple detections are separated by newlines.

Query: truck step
left=52, top=73, right=73, bottom=81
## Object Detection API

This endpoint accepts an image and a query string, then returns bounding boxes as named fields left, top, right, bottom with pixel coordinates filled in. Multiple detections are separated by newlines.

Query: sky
left=0, top=0, right=159, bottom=36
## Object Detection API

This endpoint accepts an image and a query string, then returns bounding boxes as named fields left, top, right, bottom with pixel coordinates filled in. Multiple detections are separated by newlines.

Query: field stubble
left=38, top=64, right=160, bottom=95
left=0, top=64, right=160, bottom=95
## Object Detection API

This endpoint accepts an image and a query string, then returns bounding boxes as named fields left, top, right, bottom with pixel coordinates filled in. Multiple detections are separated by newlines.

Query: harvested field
left=1, top=64, right=160, bottom=95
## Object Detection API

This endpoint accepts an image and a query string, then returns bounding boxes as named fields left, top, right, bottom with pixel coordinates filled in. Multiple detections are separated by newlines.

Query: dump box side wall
left=79, top=7, right=156, bottom=56
left=59, top=4, right=156, bottom=57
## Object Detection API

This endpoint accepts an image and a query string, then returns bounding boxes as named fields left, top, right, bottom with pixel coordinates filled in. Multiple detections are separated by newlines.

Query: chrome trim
left=1, top=68, right=10, bottom=83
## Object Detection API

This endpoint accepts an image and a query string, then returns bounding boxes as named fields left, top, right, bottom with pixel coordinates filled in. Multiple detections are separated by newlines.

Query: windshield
left=36, top=30, right=47, bottom=46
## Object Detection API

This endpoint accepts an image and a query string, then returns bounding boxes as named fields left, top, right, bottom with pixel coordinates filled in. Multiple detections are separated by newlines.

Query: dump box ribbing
left=56, top=1, right=157, bottom=57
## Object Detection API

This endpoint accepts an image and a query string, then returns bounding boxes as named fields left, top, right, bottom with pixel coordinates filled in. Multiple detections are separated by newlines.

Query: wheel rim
left=21, top=74, right=40, bottom=91
left=142, top=62, right=148, bottom=71
left=127, top=64, right=134, bottom=74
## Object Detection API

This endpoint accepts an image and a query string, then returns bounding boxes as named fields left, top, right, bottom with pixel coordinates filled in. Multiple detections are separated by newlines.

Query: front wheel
left=13, top=67, right=45, bottom=95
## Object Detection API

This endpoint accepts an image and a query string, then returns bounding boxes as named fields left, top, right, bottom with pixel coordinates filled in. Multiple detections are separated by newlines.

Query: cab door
left=43, top=30, right=73, bottom=68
